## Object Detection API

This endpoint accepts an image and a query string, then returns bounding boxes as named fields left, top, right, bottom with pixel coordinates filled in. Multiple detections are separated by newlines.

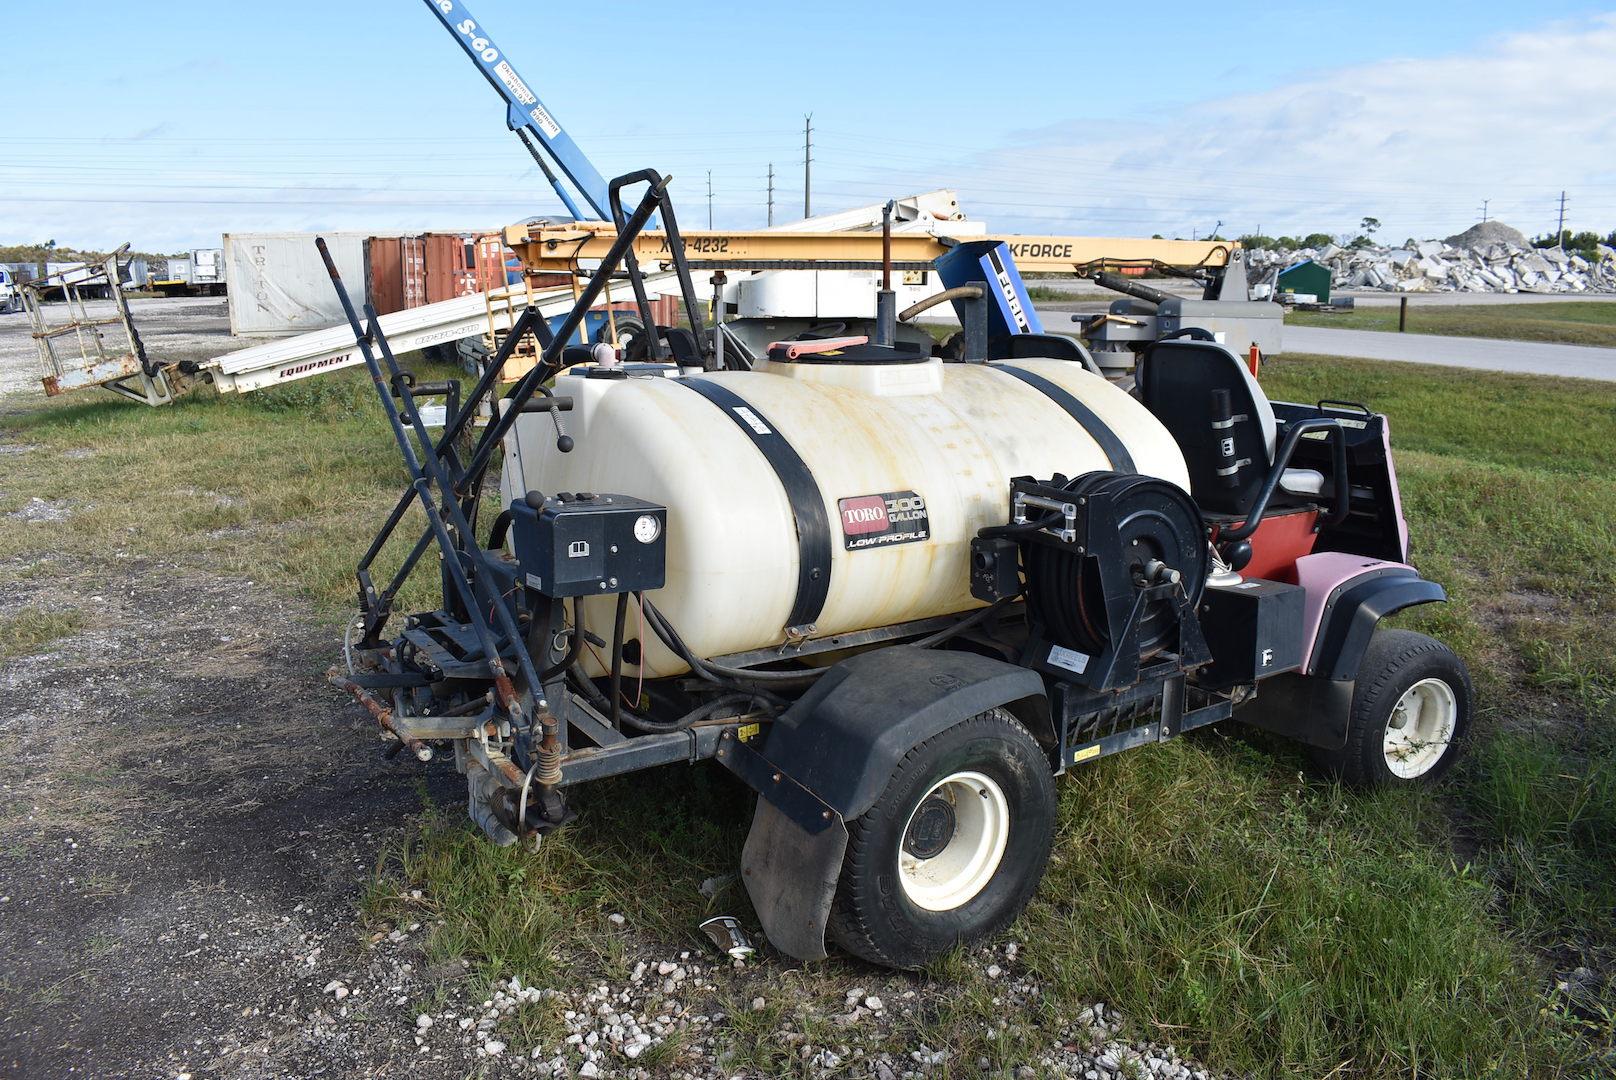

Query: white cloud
left=941, top=12, right=1616, bottom=242
left=5, top=13, right=1614, bottom=251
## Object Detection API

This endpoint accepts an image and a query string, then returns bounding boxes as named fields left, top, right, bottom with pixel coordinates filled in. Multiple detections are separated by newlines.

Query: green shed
left=1277, top=258, right=1331, bottom=303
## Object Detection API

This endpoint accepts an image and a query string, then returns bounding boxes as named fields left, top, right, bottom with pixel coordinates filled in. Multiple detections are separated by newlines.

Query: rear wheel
left=827, top=709, right=1056, bottom=969
left=1316, top=628, right=1470, bottom=786
left=595, top=315, right=647, bottom=361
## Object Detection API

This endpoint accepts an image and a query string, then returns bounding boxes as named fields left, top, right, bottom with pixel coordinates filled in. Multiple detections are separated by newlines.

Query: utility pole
left=1479, top=199, right=1489, bottom=223
left=1555, top=190, right=1568, bottom=247
left=803, top=114, right=813, bottom=219
left=707, top=171, right=714, bottom=230
left=767, top=163, right=775, bottom=227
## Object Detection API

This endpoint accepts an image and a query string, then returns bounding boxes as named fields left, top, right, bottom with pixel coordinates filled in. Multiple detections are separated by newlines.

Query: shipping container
left=157, top=257, right=193, bottom=285
left=225, top=231, right=402, bottom=336
left=367, top=233, right=482, bottom=316
left=191, top=248, right=224, bottom=286
left=365, top=236, right=419, bottom=317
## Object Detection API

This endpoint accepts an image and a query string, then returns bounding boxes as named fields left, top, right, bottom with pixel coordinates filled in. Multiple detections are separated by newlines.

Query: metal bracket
left=715, top=730, right=839, bottom=835
left=1012, top=491, right=1079, bottom=544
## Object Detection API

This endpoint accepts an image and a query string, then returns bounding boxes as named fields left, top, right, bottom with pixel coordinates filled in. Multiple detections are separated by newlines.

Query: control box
left=969, top=536, right=1021, bottom=603
left=1198, top=578, right=1305, bottom=688
left=510, top=491, right=666, bottom=598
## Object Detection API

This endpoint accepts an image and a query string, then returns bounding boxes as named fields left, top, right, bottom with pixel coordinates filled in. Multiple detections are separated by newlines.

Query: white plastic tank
left=502, top=354, right=1190, bottom=677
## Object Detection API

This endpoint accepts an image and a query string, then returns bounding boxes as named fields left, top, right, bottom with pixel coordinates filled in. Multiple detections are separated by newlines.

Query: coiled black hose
left=1024, top=540, right=1101, bottom=654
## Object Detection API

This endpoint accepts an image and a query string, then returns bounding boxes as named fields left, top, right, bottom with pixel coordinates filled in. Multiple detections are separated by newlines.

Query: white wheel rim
left=1382, top=677, right=1458, bottom=778
left=897, top=770, right=1010, bottom=911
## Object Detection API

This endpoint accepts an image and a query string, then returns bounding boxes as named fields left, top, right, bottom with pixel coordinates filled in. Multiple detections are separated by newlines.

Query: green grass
left=1286, top=301, right=1616, bottom=347
left=1024, top=285, right=1070, bottom=303
left=0, top=368, right=449, bottom=618
left=1027, top=738, right=1547, bottom=1076
left=5, top=353, right=1616, bottom=1076
left=0, top=606, right=86, bottom=660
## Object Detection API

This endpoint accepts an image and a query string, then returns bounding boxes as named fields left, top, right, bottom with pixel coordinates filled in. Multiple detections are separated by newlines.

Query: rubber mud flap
left=741, top=796, right=848, bottom=962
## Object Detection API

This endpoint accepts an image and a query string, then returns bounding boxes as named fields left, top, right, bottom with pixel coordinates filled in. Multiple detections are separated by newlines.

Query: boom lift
left=423, top=0, right=614, bottom=221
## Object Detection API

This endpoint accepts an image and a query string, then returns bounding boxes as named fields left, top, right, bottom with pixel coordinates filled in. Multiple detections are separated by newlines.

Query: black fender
left=1240, top=567, right=1445, bottom=749
left=1309, top=568, right=1445, bottom=681
left=734, top=645, right=1048, bottom=961
left=760, top=645, right=1050, bottom=824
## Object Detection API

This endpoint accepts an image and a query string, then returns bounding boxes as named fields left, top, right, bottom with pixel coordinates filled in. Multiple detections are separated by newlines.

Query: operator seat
left=1135, top=338, right=1325, bottom=517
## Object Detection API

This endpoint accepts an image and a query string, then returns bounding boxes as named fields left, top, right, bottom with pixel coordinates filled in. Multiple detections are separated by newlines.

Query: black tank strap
left=676, top=378, right=831, bottom=633
left=992, top=363, right=1136, bottom=472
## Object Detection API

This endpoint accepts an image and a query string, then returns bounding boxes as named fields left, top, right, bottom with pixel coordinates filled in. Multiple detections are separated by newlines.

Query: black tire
left=827, top=709, right=1056, bottom=969
left=594, top=314, right=645, bottom=351
left=1314, top=628, right=1471, bottom=787
left=453, top=335, right=491, bottom=374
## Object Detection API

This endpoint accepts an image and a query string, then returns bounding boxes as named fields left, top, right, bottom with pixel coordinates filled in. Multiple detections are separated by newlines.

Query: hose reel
left=980, top=472, right=1211, bottom=690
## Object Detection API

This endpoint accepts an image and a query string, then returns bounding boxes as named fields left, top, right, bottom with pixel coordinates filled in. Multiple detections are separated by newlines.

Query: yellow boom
left=503, top=222, right=1236, bottom=274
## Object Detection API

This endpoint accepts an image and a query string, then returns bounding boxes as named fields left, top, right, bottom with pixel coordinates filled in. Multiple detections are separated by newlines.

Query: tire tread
left=827, top=708, right=1052, bottom=968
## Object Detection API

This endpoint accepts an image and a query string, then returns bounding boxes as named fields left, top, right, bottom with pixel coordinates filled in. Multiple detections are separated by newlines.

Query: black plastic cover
left=760, top=646, right=1047, bottom=823
left=1198, top=578, right=1306, bottom=688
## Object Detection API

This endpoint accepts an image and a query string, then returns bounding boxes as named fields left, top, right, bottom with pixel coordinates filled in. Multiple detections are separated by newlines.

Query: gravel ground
left=0, top=429, right=1227, bottom=1079
left=0, top=296, right=247, bottom=399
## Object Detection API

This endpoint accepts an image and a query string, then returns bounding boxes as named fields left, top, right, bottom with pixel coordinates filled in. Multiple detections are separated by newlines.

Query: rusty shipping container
left=368, top=234, right=481, bottom=316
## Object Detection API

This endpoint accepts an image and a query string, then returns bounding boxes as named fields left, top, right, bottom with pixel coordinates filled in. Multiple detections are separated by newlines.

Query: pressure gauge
left=633, top=514, right=661, bottom=544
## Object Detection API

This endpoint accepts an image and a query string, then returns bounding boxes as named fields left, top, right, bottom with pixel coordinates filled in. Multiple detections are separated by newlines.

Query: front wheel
left=1315, top=628, right=1471, bottom=786
left=827, top=709, right=1056, bottom=969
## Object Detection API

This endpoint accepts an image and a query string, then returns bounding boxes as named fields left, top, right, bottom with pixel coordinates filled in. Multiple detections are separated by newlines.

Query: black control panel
left=510, top=491, right=667, bottom=598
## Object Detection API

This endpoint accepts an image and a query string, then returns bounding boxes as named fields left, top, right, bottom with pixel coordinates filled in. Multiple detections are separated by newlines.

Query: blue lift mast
left=422, top=0, right=613, bottom=221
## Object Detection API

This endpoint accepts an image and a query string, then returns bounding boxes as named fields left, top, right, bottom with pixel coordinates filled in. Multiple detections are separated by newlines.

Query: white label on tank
left=495, top=61, right=537, bottom=105
left=529, top=105, right=562, bottom=139
left=1047, top=645, right=1090, bottom=674
left=731, top=406, right=771, bottom=435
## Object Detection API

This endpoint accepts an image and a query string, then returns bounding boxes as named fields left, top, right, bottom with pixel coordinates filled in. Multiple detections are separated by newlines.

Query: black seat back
left=1136, top=339, right=1271, bottom=516
left=659, top=327, right=704, bottom=366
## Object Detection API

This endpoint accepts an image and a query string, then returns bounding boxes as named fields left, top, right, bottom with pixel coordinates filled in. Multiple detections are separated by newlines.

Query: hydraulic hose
left=976, top=509, right=1066, bottom=540
left=610, top=593, right=629, bottom=729
left=909, top=593, right=1020, bottom=649
left=643, top=599, right=825, bottom=686
left=539, top=597, right=585, bottom=681
left=619, top=691, right=768, bottom=734
left=898, top=285, right=984, bottom=323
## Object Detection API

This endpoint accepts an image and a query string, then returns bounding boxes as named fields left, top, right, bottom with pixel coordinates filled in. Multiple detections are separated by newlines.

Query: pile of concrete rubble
left=1250, top=221, right=1616, bottom=294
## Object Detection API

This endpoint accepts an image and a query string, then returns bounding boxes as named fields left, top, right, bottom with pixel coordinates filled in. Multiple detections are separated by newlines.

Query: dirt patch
left=0, top=558, right=1225, bottom=1080
left=0, top=556, right=472, bottom=1078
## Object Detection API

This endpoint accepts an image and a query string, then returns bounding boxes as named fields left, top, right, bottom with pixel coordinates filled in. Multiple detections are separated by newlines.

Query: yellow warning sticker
left=1071, top=744, right=1101, bottom=764
left=736, top=723, right=761, bottom=743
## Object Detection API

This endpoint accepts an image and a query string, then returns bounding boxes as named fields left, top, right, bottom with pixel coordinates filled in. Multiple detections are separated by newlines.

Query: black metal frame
left=322, top=172, right=735, bottom=824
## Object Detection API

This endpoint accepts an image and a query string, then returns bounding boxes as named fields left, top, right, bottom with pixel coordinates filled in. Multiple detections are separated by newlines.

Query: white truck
left=0, top=266, right=23, bottom=314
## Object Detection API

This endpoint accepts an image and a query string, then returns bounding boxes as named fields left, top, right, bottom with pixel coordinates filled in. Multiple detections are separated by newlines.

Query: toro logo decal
left=838, top=491, right=929, bottom=551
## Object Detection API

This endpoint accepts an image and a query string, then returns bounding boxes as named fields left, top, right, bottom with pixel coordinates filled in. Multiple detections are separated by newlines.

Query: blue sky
left=4, top=1, right=1615, bottom=250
